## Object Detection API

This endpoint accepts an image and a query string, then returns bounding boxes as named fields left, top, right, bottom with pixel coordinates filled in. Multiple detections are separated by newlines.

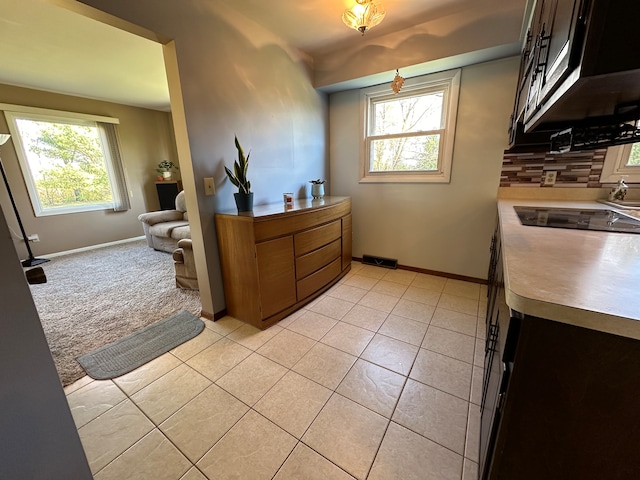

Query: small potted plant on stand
left=157, top=160, right=179, bottom=181
left=225, top=136, right=253, bottom=212
left=310, top=179, right=326, bottom=199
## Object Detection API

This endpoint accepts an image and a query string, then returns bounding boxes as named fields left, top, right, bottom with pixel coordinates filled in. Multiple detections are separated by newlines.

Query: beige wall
left=330, top=57, right=520, bottom=280
left=0, top=83, right=177, bottom=258
left=78, top=0, right=329, bottom=316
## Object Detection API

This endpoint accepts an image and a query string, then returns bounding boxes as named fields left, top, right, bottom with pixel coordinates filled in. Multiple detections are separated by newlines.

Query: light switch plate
left=204, top=177, right=215, bottom=195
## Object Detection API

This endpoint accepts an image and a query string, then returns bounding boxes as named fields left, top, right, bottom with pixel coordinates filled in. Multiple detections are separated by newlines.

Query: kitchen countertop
left=498, top=198, right=640, bottom=340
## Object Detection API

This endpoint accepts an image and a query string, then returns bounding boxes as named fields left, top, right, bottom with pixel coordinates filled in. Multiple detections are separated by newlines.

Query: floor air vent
left=362, top=254, right=398, bottom=269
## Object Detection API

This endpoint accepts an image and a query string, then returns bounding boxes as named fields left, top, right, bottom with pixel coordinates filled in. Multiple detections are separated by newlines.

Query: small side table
left=155, top=181, right=181, bottom=210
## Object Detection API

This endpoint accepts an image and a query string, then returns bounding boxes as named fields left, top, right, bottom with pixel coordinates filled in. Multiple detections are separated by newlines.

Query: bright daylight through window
left=360, top=69, right=460, bottom=183
left=3, top=106, right=129, bottom=216
left=600, top=141, right=640, bottom=184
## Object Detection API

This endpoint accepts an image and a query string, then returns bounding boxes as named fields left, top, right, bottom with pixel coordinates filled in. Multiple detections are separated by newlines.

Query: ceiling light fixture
left=342, top=0, right=386, bottom=35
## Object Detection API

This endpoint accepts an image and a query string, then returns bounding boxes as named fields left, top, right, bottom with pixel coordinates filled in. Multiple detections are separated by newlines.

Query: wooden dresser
left=215, top=196, right=352, bottom=329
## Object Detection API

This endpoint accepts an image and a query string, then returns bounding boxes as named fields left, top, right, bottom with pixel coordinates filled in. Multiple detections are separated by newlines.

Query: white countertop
left=498, top=198, right=640, bottom=340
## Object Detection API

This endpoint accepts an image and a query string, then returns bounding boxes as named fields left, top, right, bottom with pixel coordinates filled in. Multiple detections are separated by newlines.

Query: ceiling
left=0, top=0, right=527, bottom=112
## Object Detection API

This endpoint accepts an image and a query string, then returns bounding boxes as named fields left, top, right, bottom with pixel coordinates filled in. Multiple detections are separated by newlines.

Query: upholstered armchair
left=138, top=190, right=190, bottom=253
left=172, top=238, right=198, bottom=290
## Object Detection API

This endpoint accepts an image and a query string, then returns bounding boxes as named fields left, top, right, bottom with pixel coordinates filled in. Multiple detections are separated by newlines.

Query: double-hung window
left=360, top=69, right=461, bottom=183
left=2, top=104, right=130, bottom=216
left=600, top=142, right=640, bottom=183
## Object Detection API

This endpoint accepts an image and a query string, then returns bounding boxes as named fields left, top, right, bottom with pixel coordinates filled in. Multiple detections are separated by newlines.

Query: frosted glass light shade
left=342, top=0, right=386, bottom=35
left=0, top=134, right=10, bottom=146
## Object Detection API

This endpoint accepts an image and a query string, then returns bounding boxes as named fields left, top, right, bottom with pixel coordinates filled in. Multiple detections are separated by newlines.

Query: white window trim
left=3, top=106, right=126, bottom=217
left=600, top=143, right=640, bottom=183
left=359, top=69, right=461, bottom=184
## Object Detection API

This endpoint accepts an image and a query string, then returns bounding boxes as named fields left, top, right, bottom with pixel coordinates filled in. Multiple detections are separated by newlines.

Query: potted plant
left=225, top=136, right=253, bottom=212
left=309, top=179, right=326, bottom=198
left=157, top=160, right=179, bottom=180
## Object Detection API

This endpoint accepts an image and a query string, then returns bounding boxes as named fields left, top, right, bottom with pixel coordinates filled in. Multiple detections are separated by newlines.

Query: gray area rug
left=78, top=310, right=204, bottom=380
left=29, top=239, right=201, bottom=386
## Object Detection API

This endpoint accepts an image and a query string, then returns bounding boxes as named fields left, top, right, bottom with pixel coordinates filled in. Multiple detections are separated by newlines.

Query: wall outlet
left=27, top=234, right=40, bottom=242
left=204, top=177, right=215, bottom=196
left=543, top=171, right=557, bottom=185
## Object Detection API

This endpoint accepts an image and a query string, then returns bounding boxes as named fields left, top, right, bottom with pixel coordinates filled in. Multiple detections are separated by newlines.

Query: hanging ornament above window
left=391, top=69, right=405, bottom=94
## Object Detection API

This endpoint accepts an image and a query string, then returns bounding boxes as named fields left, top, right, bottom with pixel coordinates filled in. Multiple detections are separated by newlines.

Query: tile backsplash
left=501, top=149, right=607, bottom=188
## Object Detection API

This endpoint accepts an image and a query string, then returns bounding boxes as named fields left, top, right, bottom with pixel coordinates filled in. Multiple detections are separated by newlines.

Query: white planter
left=311, top=183, right=325, bottom=198
left=162, top=171, right=172, bottom=180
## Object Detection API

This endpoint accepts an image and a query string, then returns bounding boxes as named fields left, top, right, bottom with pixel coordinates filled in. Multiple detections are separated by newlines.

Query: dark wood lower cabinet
left=481, top=227, right=640, bottom=479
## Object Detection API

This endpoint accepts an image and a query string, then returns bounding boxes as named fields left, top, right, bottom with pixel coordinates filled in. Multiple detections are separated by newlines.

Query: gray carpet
left=29, top=239, right=202, bottom=386
left=78, top=310, right=204, bottom=380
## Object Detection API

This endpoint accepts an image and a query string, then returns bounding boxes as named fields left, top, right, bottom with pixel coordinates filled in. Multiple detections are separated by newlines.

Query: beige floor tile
left=401, top=286, right=441, bottom=306
left=371, top=280, right=408, bottom=298
left=422, top=326, right=475, bottom=364
left=478, top=301, right=488, bottom=320
left=186, top=337, right=252, bottom=381
left=443, top=279, right=481, bottom=300
left=325, top=284, right=368, bottom=303
left=410, top=273, right=447, bottom=292
left=358, top=291, right=400, bottom=313
left=226, top=323, right=283, bottom=350
left=287, top=310, right=337, bottom=340
left=170, top=328, right=223, bottom=361
left=463, top=458, right=479, bottom=480
left=78, top=399, right=154, bottom=474
left=437, top=293, right=479, bottom=316
left=390, top=298, right=435, bottom=323
left=474, top=337, right=485, bottom=368
left=254, top=371, right=332, bottom=438
left=368, top=422, right=463, bottom=480
left=274, top=443, right=355, bottom=480
left=67, top=380, right=126, bottom=428
left=160, top=384, right=248, bottom=462
left=303, top=394, right=388, bottom=480
left=216, top=353, right=288, bottom=406
left=64, top=375, right=93, bottom=395
left=276, top=309, right=305, bottom=328
left=131, top=364, right=211, bottom=424
left=204, top=316, right=244, bottom=336
left=256, top=329, right=316, bottom=368
left=350, top=261, right=364, bottom=273
left=465, top=403, right=481, bottom=463
left=381, top=269, right=416, bottom=286
left=93, top=429, right=191, bottom=480
left=470, top=365, right=484, bottom=406
left=293, top=343, right=357, bottom=390
left=197, top=410, right=297, bottom=480
left=357, top=264, right=388, bottom=279
left=308, top=295, right=355, bottom=320
left=341, top=305, right=388, bottom=331
left=392, top=379, right=468, bottom=455
left=431, top=308, right=478, bottom=336
left=342, top=274, right=379, bottom=290
left=320, top=322, right=375, bottom=356
left=479, top=284, right=488, bottom=298
left=378, top=315, right=429, bottom=346
left=336, top=359, right=405, bottom=418
left=476, top=316, right=487, bottom=339
left=180, top=468, right=208, bottom=480
left=361, top=334, right=419, bottom=376
left=410, top=349, right=472, bottom=400
left=113, top=352, right=182, bottom=396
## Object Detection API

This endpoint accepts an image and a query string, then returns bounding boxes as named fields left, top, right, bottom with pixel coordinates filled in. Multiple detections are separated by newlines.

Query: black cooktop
left=514, top=206, right=640, bottom=234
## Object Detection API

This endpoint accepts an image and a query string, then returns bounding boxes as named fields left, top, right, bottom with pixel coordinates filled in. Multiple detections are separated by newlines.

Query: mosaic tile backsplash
left=501, top=149, right=607, bottom=188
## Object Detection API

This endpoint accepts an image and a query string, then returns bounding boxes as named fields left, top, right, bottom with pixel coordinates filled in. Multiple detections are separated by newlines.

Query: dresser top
left=216, top=196, right=350, bottom=220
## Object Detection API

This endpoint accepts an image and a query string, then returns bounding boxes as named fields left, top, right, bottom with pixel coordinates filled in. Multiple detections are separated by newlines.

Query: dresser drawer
left=296, top=238, right=341, bottom=280
left=297, top=258, right=341, bottom=300
left=294, top=220, right=341, bottom=257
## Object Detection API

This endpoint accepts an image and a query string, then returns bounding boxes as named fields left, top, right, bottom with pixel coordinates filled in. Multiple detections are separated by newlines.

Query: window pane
left=372, top=92, right=444, bottom=135
left=14, top=119, right=113, bottom=211
left=626, top=143, right=640, bottom=166
left=370, top=134, right=440, bottom=172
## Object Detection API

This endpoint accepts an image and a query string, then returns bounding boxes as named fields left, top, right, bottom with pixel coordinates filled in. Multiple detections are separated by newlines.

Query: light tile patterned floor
left=64, top=262, right=487, bottom=480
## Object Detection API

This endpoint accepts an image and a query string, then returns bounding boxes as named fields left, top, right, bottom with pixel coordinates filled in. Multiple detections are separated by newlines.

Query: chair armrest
left=138, top=210, right=184, bottom=225
left=177, top=238, right=193, bottom=249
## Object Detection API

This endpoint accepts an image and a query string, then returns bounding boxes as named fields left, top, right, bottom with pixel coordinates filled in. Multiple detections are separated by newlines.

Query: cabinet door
left=256, top=236, right=296, bottom=319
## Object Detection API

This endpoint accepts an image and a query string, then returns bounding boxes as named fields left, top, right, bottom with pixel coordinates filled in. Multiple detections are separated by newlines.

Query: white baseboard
left=44, top=236, right=147, bottom=259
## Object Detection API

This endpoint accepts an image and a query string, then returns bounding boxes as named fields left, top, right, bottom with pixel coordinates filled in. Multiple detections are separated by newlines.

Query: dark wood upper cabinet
left=508, top=0, right=640, bottom=151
